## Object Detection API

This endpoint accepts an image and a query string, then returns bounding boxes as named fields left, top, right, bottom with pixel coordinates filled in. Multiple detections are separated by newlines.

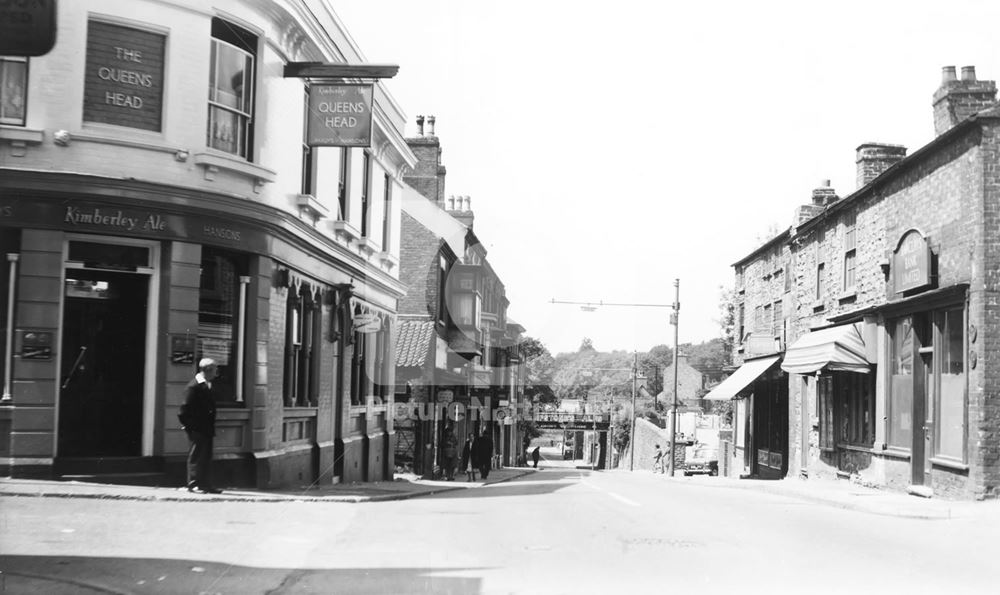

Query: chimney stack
left=856, top=143, right=907, bottom=188
left=415, top=115, right=424, bottom=136
left=794, top=180, right=836, bottom=225
left=933, top=65, right=997, bottom=136
left=447, top=194, right=475, bottom=229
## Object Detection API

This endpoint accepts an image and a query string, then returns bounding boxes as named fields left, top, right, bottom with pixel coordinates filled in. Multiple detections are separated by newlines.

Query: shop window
left=198, top=248, right=247, bottom=403
left=285, top=284, right=321, bottom=407
left=888, top=317, right=913, bottom=450
left=349, top=310, right=391, bottom=406
left=0, top=56, right=27, bottom=126
left=817, top=375, right=835, bottom=451
left=936, top=308, right=966, bottom=462
left=837, top=371, right=875, bottom=447
left=208, top=18, right=255, bottom=159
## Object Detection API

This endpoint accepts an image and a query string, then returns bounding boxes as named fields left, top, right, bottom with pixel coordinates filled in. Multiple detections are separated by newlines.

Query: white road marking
left=581, top=479, right=640, bottom=507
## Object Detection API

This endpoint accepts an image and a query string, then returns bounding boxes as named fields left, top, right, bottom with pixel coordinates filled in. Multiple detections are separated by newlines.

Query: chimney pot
left=942, top=66, right=957, bottom=83
left=821, top=179, right=830, bottom=187
left=415, top=115, right=425, bottom=136
left=448, top=196, right=455, bottom=210
left=962, top=66, right=977, bottom=82
left=427, top=115, right=436, bottom=136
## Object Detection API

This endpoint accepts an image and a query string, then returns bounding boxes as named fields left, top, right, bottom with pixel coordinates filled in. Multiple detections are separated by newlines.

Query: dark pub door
left=58, top=268, right=147, bottom=457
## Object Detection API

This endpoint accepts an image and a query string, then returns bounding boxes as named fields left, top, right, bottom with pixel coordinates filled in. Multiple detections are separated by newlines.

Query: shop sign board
left=437, top=390, right=454, bottom=404
left=170, top=335, right=195, bottom=365
left=83, top=20, right=166, bottom=132
left=352, top=312, right=381, bottom=333
left=893, top=229, right=932, bottom=294
left=0, top=0, right=57, bottom=57
left=306, top=84, right=373, bottom=147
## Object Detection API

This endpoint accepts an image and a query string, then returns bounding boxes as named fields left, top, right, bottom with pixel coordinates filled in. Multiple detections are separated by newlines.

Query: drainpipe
left=236, top=276, right=250, bottom=402
left=3, top=254, right=18, bottom=401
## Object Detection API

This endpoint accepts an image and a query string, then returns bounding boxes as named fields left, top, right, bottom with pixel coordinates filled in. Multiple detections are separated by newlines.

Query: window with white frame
left=207, top=19, right=255, bottom=159
left=0, top=56, right=27, bottom=126
left=382, top=173, right=392, bottom=251
left=337, top=148, right=350, bottom=220
left=300, top=88, right=315, bottom=195
left=361, top=151, right=372, bottom=236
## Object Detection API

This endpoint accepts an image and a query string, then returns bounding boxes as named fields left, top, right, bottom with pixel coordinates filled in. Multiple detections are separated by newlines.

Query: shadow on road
left=425, top=468, right=589, bottom=500
left=0, top=555, right=486, bottom=594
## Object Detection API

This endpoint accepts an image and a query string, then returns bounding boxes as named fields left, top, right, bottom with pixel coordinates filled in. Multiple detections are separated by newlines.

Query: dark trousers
left=186, top=430, right=214, bottom=489
left=479, top=465, right=490, bottom=480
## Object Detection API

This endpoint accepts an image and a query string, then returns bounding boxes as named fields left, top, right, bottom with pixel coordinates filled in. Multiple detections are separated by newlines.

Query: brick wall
left=398, top=212, right=442, bottom=317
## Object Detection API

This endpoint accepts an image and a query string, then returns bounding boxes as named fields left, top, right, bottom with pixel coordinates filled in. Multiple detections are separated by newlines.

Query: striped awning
left=781, top=322, right=870, bottom=375
left=703, top=356, right=781, bottom=401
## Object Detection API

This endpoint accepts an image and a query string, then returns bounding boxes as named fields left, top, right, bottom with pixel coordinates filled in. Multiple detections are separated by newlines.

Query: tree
left=718, top=286, right=736, bottom=367
left=578, top=337, right=596, bottom=352
left=519, top=336, right=556, bottom=406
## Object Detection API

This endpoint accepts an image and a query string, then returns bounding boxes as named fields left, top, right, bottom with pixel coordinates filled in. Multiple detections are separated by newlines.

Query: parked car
left=681, top=444, right=719, bottom=476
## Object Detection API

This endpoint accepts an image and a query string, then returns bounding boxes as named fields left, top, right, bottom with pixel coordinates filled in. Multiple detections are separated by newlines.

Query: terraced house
left=719, top=65, right=1000, bottom=500
left=0, top=0, right=416, bottom=488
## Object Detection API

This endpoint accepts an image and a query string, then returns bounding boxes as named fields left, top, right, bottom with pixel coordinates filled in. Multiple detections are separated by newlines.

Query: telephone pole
left=667, top=279, right=681, bottom=476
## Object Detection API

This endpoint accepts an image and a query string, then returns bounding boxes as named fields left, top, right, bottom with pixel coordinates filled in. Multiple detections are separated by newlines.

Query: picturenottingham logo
left=364, top=396, right=536, bottom=423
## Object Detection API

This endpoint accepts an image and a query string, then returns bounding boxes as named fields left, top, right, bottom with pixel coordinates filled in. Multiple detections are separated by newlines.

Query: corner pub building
left=0, top=0, right=416, bottom=488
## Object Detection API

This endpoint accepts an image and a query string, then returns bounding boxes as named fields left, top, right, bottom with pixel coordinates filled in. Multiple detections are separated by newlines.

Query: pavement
left=0, top=466, right=537, bottom=503
left=638, top=468, right=1000, bottom=520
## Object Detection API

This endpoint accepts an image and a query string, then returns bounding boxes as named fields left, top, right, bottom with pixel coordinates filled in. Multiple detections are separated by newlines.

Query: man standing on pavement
left=473, top=429, right=493, bottom=480
left=178, top=358, right=222, bottom=494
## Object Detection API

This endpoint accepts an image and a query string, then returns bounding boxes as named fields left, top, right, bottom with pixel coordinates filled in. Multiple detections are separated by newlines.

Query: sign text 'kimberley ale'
left=307, top=84, right=373, bottom=147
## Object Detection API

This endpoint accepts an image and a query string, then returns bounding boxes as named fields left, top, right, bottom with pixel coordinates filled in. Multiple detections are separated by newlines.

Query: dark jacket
left=472, top=435, right=493, bottom=467
left=461, top=440, right=473, bottom=470
left=531, top=447, right=541, bottom=462
left=178, top=377, right=217, bottom=436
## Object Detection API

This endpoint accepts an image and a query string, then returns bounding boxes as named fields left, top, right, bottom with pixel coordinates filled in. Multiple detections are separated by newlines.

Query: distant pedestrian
left=652, top=443, right=665, bottom=474
left=531, top=446, right=541, bottom=468
left=472, top=429, right=494, bottom=480
left=178, top=358, right=222, bottom=494
left=442, top=427, right=459, bottom=481
left=461, top=433, right=476, bottom=481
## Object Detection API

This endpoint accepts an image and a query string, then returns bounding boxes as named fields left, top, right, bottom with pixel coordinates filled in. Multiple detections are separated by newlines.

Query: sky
left=333, top=0, right=1000, bottom=355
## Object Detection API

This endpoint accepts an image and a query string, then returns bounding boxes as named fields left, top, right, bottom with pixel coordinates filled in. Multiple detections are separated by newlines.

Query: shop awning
left=781, top=322, right=870, bottom=375
left=703, top=356, right=781, bottom=401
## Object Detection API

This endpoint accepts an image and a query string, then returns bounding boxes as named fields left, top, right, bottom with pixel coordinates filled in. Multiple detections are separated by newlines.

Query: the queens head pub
left=1, top=2, right=409, bottom=487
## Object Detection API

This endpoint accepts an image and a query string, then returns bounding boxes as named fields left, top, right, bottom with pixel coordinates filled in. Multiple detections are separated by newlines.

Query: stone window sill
left=296, top=194, right=330, bottom=220
left=192, top=151, right=276, bottom=189
left=331, top=220, right=362, bottom=242
left=0, top=125, right=44, bottom=156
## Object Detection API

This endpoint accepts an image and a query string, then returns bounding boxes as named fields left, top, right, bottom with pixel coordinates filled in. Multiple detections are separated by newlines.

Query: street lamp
left=667, top=279, right=681, bottom=477
left=551, top=296, right=675, bottom=472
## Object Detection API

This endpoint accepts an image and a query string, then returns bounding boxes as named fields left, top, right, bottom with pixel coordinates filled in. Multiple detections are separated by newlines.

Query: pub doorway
left=57, top=239, right=157, bottom=458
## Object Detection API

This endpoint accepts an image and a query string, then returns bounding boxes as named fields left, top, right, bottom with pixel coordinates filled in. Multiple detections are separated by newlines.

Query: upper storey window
left=0, top=56, right=27, bottom=126
left=208, top=19, right=255, bottom=159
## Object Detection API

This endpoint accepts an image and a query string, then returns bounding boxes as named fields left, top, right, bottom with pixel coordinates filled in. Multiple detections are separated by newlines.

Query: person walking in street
left=473, top=429, right=493, bottom=480
left=461, top=433, right=476, bottom=481
left=442, top=426, right=459, bottom=481
left=652, top=443, right=665, bottom=474
left=531, top=445, right=541, bottom=469
left=178, top=358, right=222, bottom=494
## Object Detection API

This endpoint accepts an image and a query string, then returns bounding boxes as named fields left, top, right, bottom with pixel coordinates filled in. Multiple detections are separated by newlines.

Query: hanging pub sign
left=893, top=229, right=932, bottom=294
left=306, top=84, right=374, bottom=147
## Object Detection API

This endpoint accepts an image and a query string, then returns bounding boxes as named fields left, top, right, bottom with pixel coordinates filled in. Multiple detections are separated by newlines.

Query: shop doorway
left=58, top=268, right=148, bottom=457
